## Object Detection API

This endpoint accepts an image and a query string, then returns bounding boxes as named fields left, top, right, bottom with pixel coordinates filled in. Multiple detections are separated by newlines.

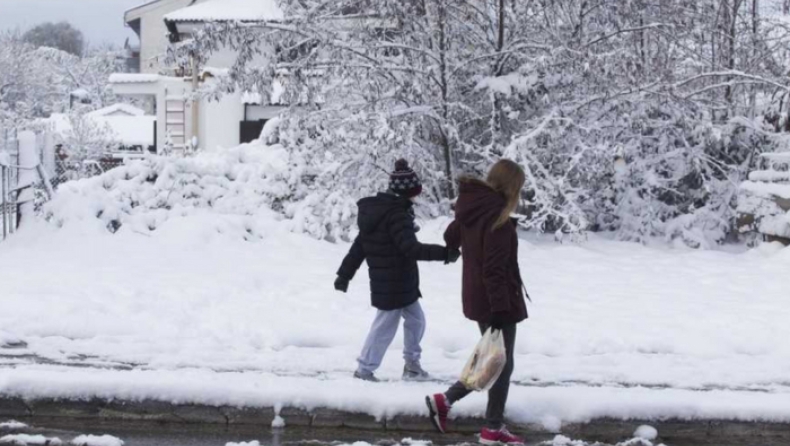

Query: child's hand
left=445, top=248, right=461, bottom=264
left=334, top=276, right=349, bottom=293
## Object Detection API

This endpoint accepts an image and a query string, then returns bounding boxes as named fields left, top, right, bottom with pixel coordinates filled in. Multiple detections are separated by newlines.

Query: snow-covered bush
left=1, top=31, right=128, bottom=137
left=737, top=153, right=790, bottom=241
left=43, top=140, right=370, bottom=241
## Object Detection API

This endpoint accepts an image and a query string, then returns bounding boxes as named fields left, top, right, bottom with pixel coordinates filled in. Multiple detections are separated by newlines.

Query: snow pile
left=0, top=332, right=23, bottom=349
left=271, top=416, right=285, bottom=428
left=633, top=425, right=658, bottom=440
left=0, top=422, right=26, bottom=431
left=738, top=166, right=790, bottom=239
left=0, top=435, right=61, bottom=446
left=547, top=435, right=662, bottom=446
left=547, top=436, right=586, bottom=446
left=69, top=436, right=123, bottom=446
left=741, top=181, right=790, bottom=200
left=225, top=442, right=259, bottom=446
left=333, top=441, right=429, bottom=446
left=43, top=140, right=359, bottom=240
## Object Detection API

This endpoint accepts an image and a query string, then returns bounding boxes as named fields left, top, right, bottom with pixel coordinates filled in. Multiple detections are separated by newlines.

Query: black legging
left=444, top=323, right=517, bottom=429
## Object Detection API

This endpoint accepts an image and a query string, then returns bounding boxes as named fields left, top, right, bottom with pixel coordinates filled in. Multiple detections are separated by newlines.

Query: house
left=124, top=0, right=209, bottom=75
left=122, top=38, right=142, bottom=73
left=112, top=0, right=286, bottom=154
left=48, top=104, right=157, bottom=155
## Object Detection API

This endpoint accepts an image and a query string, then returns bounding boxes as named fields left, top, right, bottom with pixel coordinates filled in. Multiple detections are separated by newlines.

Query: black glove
left=445, top=248, right=461, bottom=264
left=334, top=276, right=349, bottom=293
left=489, top=312, right=508, bottom=331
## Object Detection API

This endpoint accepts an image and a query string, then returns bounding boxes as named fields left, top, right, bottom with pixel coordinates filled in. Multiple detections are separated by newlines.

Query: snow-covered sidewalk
left=2, top=216, right=790, bottom=428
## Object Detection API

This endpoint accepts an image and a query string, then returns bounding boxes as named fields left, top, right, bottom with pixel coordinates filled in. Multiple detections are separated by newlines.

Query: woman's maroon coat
left=444, top=179, right=528, bottom=325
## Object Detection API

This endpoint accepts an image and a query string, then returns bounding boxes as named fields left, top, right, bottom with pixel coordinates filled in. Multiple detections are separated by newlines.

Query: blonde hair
left=486, top=159, right=526, bottom=229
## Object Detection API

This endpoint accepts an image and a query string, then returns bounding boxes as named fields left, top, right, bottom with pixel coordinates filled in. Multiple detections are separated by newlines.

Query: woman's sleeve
left=444, top=219, right=461, bottom=250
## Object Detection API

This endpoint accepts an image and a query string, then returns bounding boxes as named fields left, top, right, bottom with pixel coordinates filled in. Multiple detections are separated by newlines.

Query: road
left=3, top=417, right=788, bottom=446
left=0, top=418, right=561, bottom=446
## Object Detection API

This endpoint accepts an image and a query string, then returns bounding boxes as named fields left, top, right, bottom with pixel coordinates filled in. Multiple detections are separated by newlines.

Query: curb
left=2, top=397, right=790, bottom=443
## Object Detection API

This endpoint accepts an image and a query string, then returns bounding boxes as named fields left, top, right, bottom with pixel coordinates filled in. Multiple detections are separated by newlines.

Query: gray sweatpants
left=356, top=300, right=426, bottom=374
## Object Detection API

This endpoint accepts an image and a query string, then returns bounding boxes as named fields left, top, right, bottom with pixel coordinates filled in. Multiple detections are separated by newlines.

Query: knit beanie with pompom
left=389, top=159, right=423, bottom=198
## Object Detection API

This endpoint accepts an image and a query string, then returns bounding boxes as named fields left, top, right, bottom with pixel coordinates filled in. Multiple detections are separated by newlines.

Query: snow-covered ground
left=1, top=181, right=790, bottom=428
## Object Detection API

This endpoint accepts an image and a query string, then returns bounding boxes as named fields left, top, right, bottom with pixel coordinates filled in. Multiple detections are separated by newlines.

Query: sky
left=0, top=0, right=144, bottom=47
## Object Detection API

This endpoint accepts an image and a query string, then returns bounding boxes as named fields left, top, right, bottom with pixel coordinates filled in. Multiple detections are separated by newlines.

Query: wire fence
left=2, top=128, right=129, bottom=240
left=50, top=158, right=125, bottom=189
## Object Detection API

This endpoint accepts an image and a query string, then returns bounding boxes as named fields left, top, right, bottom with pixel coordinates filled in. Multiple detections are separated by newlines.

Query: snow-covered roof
left=164, top=0, right=284, bottom=23
left=48, top=113, right=156, bottom=147
left=86, top=104, right=146, bottom=118
left=126, top=0, right=161, bottom=14
left=109, top=74, right=161, bottom=84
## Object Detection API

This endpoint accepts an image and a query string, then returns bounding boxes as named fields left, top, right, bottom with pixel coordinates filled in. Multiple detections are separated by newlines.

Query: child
left=334, top=159, right=460, bottom=382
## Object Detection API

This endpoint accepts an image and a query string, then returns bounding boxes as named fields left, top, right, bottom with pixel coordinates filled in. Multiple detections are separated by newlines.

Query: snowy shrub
left=43, top=140, right=373, bottom=241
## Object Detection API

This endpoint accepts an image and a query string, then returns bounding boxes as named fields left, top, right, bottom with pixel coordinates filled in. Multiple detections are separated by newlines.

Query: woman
left=426, top=159, right=529, bottom=445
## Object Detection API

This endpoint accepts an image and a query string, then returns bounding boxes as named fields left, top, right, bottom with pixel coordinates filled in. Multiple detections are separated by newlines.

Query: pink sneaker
left=480, top=427, right=525, bottom=445
left=425, top=393, right=450, bottom=433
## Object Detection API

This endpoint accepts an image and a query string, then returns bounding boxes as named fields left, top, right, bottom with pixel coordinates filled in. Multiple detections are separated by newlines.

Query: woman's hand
left=489, top=312, right=508, bottom=330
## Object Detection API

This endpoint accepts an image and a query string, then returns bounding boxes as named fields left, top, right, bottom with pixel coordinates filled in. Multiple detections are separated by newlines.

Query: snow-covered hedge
left=738, top=181, right=790, bottom=239
left=737, top=153, right=790, bottom=240
left=43, top=141, right=366, bottom=241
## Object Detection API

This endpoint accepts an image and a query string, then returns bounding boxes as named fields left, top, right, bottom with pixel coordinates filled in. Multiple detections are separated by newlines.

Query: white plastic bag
left=459, top=328, right=507, bottom=391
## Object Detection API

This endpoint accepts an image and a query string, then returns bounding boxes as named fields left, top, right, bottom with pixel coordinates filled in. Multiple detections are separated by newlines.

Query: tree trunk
left=498, top=0, right=505, bottom=56
left=724, top=0, right=743, bottom=119
left=750, top=0, right=759, bottom=118
left=437, top=0, right=454, bottom=199
left=639, top=15, right=646, bottom=75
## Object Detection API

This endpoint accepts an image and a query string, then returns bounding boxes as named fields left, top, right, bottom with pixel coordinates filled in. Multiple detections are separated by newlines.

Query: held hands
left=445, top=247, right=461, bottom=264
left=334, top=276, right=349, bottom=293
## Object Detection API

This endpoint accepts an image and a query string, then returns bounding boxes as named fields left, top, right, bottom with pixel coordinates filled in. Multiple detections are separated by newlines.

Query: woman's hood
left=454, top=178, right=505, bottom=226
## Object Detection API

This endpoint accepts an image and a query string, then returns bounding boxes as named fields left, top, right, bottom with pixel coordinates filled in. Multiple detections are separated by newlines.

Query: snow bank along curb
left=1, top=397, right=789, bottom=443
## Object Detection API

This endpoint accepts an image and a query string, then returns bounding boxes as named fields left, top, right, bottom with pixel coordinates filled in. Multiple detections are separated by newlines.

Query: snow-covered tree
left=1, top=31, right=127, bottom=136
left=177, top=0, right=790, bottom=245
left=23, top=21, right=85, bottom=57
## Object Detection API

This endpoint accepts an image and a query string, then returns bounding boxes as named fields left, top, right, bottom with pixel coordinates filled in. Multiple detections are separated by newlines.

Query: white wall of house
left=199, top=91, right=244, bottom=150
left=126, top=0, right=211, bottom=74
